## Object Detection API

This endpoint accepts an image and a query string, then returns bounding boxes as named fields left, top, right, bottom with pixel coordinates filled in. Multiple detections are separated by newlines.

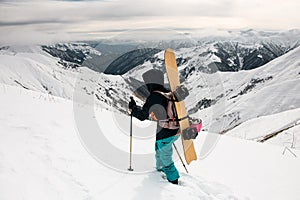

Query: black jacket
left=132, top=84, right=179, bottom=141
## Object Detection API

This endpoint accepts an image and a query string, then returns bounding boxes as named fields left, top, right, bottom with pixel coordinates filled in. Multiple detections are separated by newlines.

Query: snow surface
left=227, top=108, right=300, bottom=146
left=0, top=45, right=134, bottom=113
left=1, top=84, right=300, bottom=200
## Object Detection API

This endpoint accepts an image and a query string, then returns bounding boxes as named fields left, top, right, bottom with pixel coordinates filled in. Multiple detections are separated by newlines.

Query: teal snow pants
left=155, top=135, right=180, bottom=182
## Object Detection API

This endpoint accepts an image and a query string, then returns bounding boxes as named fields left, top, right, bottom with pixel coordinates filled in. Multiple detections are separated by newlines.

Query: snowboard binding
left=173, top=85, right=189, bottom=102
left=182, top=118, right=202, bottom=140
left=182, top=127, right=198, bottom=140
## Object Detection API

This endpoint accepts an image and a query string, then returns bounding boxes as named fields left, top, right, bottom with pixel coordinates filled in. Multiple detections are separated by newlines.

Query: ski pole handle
left=128, top=96, right=136, bottom=114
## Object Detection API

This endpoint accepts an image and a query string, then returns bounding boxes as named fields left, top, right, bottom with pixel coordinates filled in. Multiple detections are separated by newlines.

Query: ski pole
left=173, top=143, right=188, bottom=173
left=128, top=112, right=134, bottom=171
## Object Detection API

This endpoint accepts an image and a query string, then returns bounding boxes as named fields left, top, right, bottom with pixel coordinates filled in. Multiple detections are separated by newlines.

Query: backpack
left=150, top=91, right=180, bottom=130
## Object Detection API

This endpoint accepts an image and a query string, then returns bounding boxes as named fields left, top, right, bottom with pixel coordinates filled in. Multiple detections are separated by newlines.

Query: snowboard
left=164, top=48, right=197, bottom=164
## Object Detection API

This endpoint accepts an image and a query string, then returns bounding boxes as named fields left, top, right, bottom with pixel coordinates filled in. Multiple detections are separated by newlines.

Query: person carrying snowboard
left=128, top=69, right=180, bottom=184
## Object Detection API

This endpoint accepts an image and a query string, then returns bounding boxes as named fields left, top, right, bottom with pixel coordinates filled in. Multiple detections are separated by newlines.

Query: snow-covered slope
left=1, top=85, right=300, bottom=200
left=0, top=45, right=134, bottom=113
left=0, top=45, right=76, bottom=98
left=226, top=108, right=300, bottom=147
left=186, top=46, right=300, bottom=145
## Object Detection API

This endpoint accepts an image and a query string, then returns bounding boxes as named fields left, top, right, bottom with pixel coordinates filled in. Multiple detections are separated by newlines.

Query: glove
left=128, top=96, right=136, bottom=111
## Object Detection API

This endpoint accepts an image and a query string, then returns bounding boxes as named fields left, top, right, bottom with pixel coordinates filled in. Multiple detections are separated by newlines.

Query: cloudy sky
left=0, top=0, right=299, bottom=44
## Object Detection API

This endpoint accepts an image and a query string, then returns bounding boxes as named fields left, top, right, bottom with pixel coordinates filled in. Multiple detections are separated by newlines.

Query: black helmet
left=142, top=69, right=164, bottom=86
left=142, top=69, right=166, bottom=93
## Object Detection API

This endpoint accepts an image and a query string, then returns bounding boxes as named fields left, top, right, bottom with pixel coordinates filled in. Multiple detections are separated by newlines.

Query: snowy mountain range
left=0, top=29, right=300, bottom=149
left=41, top=40, right=298, bottom=75
left=124, top=40, right=298, bottom=76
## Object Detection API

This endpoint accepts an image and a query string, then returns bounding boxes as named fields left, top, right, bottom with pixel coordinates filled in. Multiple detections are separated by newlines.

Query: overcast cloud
left=0, top=0, right=299, bottom=44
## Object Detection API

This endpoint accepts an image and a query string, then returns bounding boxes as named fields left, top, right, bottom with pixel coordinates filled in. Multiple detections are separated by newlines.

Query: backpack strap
left=153, top=90, right=173, bottom=100
left=151, top=90, right=180, bottom=129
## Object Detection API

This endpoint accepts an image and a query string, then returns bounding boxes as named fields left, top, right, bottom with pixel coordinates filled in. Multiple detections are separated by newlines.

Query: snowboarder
left=129, top=69, right=180, bottom=184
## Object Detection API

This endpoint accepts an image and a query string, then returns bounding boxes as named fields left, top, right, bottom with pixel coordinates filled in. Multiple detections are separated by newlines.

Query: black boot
left=169, top=179, right=178, bottom=185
